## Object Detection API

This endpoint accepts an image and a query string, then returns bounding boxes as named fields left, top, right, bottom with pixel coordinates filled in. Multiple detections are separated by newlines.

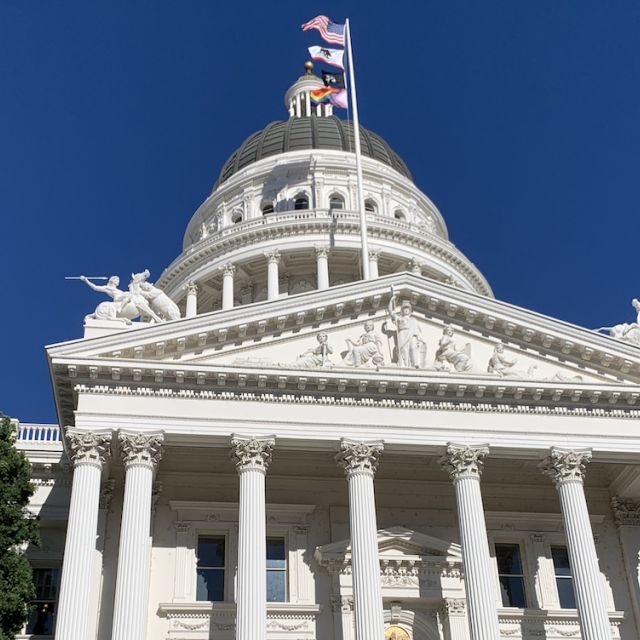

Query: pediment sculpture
left=596, top=298, right=640, bottom=346
left=79, top=269, right=181, bottom=324
left=384, top=292, right=427, bottom=368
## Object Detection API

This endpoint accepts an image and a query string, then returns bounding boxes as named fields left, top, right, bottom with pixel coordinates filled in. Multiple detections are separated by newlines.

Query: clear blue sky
left=2, top=1, right=639, bottom=423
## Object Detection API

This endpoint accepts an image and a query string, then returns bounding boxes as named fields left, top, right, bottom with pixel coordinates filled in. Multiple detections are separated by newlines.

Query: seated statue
left=343, top=321, right=385, bottom=367
left=434, top=326, right=472, bottom=372
left=295, top=333, right=333, bottom=368
left=595, top=298, right=640, bottom=346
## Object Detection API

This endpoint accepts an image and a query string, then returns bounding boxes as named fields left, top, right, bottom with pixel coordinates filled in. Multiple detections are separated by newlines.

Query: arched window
left=329, top=194, right=344, bottom=211
left=294, top=194, right=309, bottom=210
left=231, top=210, right=243, bottom=224
left=394, top=209, right=406, bottom=221
left=261, top=201, right=274, bottom=215
left=364, top=199, right=377, bottom=213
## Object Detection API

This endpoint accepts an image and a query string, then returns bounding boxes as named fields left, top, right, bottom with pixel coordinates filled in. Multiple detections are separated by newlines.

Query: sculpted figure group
left=81, top=270, right=180, bottom=324
left=596, top=298, right=640, bottom=346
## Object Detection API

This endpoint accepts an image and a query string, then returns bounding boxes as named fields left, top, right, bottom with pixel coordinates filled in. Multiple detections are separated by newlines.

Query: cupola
left=284, top=61, right=334, bottom=118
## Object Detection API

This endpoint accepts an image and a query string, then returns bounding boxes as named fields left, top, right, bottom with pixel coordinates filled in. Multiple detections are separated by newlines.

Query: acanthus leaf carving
left=230, top=435, right=275, bottom=471
left=118, top=431, right=164, bottom=469
left=336, top=438, right=384, bottom=476
left=439, top=443, right=489, bottom=481
left=66, top=429, right=112, bottom=467
left=538, top=447, right=592, bottom=485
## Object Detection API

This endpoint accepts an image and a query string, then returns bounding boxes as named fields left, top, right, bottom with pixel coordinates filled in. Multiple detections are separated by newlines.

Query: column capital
left=222, top=262, right=236, bottom=277
left=611, top=496, right=640, bottom=526
left=368, top=248, right=381, bottom=262
left=264, top=249, right=281, bottom=264
left=440, top=597, right=466, bottom=616
left=230, top=435, right=275, bottom=472
left=330, top=594, right=353, bottom=612
left=66, top=429, right=112, bottom=468
left=315, top=245, right=330, bottom=259
left=539, top=447, right=592, bottom=485
left=439, top=443, right=489, bottom=481
left=185, top=281, right=198, bottom=295
left=335, top=438, right=384, bottom=476
left=118, top=431, right=164, bottom=470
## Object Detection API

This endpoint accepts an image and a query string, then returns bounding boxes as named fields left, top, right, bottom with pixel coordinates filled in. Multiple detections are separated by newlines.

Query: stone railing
left=17, top=423, right=61, bottom=442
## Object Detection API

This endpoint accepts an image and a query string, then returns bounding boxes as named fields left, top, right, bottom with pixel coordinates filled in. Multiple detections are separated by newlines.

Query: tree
left=0, top=415, right=39, bottom=640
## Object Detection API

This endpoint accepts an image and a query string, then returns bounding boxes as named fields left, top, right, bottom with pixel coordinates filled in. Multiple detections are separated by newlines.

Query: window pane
left=26, top=602, right=56, bottom=634
left=557, top=577, right=577, bottom=608
left=551, top=547, right=572, bottom=576
left=196, top=568, right=225, bottom=601
left=266, top=537, right=286, bottom=569
left=197, top=536, right=225, bottom=568
left=499, top=575, right=526, bottom=608
left=495, top=544, right=523, bottom=574
left=267, top=570, right=286, bottom=602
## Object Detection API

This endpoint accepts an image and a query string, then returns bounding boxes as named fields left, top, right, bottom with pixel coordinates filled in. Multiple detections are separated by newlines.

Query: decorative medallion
left=385, top=625, right=411, bottom=640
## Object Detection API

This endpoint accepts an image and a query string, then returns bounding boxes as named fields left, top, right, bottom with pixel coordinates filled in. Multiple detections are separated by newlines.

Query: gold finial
left=304, top=60, right=314, bottom=75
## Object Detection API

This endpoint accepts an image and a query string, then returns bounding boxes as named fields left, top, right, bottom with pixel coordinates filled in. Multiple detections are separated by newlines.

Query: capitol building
left=15, top=63, right=640, bottom=640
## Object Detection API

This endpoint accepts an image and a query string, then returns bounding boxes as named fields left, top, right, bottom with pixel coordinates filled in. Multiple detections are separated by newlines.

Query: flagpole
left=344, top=18, right=371, bottom=280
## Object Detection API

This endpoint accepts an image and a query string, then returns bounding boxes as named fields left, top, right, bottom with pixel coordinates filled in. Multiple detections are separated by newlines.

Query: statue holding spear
left=385, top=286, right=427, bottom=368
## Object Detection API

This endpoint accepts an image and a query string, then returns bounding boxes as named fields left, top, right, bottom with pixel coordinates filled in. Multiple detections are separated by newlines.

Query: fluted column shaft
left=368, top=250, right=380, bottom=279
left=231, top=436, right=275, bottom=640
left=337, top=439, right=385, bottom=640
left=222, top=263, right=235, bottom=310
left=316, top=246, right=329, bottom=290
left=111, top=431, right=164, bottom=640
left=185, top=282, right=198, bottom=318
left=265, top=251, right=280, bottom=300
left=55, top=431, right=111, bottom=640
left=440, top=444, right=500, bottom=640
left=540, top=448, right=611, bottom=640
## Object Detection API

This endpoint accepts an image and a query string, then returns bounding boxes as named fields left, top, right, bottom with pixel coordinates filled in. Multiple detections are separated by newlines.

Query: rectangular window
left=495, top=544, right=526, bottom=608
left=196, top=536, right=225, bottom=601
left=552, top=546, right=577, bottom=608
left=26, top=568, right=59, bottom=635
left=266, top=537, right=287, bottom=602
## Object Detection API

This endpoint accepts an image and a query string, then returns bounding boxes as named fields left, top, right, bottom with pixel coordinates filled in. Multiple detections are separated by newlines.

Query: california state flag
left=308, top=46, right=345, bottom=70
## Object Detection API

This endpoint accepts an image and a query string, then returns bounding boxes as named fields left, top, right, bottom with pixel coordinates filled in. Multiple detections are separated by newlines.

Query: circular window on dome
left=329, top=194, right=344, bottom=211
left=294, top=194, right=309, bottom=210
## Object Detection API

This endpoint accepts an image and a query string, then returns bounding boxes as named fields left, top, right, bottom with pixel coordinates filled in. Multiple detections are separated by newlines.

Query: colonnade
left=54, top=432, right=613, bottom=640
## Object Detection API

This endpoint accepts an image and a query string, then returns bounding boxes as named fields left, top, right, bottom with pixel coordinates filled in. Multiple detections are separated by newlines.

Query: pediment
left=49, top=273, right=640, bottom=386
left=315, top=526, right=462, bottom=567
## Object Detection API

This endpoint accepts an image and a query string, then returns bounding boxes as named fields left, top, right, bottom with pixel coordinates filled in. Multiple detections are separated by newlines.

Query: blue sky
left=2, top=1, right=639, bottom=422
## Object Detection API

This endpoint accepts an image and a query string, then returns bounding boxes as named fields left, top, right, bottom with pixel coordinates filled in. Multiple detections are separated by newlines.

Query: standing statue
left=295, top=332, right=334, bottom=368
left=595, top=298, right=640, bottom=346
left=385, top=291, right=426, bottom=368
left=79, top=269, right=180, bottom=324
left=343, top=321, right=385, bottom=367
left=434, top=326, right=472, bottom=372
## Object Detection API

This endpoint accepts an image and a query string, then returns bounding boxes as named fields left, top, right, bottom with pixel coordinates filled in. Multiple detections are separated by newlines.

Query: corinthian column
left=315, top=245, right=330, bottom=290
left=264, top=250, right=281, bottom=300
left=440, top=443, right=500, bottom=640
left=111, top=431, right=164, bottom=640
left=231, top=435, right=275, bottom=640
left=336, top=439, right=385, bottom=640
left=222, top=263, right=236, bottom=310
left=55, top=430, right=111, bottom=640
left=368, top=249, right=380, bottom=279
left=185, top=281, right=198, bottom=318
left=539, top=448, right=611, bottom=640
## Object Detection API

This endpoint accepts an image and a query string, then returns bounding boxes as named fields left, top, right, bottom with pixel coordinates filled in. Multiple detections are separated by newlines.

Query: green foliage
left=0, top=415, right=40, bottom=640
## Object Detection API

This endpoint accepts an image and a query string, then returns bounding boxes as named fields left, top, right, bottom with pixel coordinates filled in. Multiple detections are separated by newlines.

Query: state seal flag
left=301, top=15, right=345, bottom=46
left=322, top=70, right=345, bottom=89
left=308, top=46, right=345, bottom=70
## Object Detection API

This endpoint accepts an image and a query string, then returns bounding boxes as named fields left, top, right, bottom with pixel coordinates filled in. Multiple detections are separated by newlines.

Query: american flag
left=301, top=15, right=345, bottom=46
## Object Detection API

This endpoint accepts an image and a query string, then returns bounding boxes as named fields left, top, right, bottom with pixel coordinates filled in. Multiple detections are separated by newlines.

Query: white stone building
left=15, top=65, right=640, bottom=640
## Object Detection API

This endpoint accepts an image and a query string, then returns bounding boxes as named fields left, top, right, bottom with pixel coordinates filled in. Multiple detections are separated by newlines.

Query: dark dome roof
left=214, top=116, right=412, bottom=189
